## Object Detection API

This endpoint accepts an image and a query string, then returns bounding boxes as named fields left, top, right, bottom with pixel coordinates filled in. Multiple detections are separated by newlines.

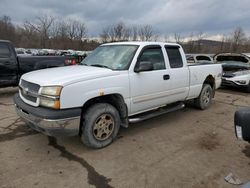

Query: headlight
left=41, top=86, right=62, bottom=96
left=40, top=98, right=60, bottom=109
left=40, top=86, right=62, bottom=109
left=235, top=80, right=247, bottom=85
left=234, top=70, right=250, bottom=76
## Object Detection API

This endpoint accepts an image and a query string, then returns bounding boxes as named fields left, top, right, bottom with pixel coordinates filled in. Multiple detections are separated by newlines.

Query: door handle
left=163, top=74, right=170, bottom=80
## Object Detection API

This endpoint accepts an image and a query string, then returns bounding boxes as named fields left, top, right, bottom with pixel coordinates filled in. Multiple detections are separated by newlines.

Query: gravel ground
left=0, top=87, right=250, bottom=188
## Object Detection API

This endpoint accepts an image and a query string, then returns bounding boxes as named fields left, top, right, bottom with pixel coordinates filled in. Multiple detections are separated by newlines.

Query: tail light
left=64, top=59, right=71, bottom=65
left=64, top=59, right=77, bottom=65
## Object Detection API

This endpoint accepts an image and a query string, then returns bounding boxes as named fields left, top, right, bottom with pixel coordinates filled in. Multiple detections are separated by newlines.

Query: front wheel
left=81, top=103, right=120, bottom=149
left=194, top=84, right=213, bottom=110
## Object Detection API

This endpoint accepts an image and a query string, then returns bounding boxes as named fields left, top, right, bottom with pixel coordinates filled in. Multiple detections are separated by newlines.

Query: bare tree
left=197, top=31, right=206, bottom=53
left=138, top=25, right=153, bottom=41
left=19, top=21, right=40, bottom=47
left=174, top=33, right=183, bottom=44
left=186, top=32, right=194, bottom=53
left=76, top=22, right=87, bottom=41
left=100, top=26, right=111, bottom=43
left=0, top=15, right=16, bottom=40
left=113, top=22, right=125, bottom=41
left=25, top=15, right=55, bottom=48
left=132, top=26, right=138, bottom=41
left=65, top=19, right=87, bottom=42
left=164, top=34, right=170, bottom=42
left=66, top=19, right=77, bottom=41
left=230, top=27, right=246, bottom=52
left=219, top=35, right=226, bottom=52
left=100, top=22, right=131, bottom=42
left=100, top=23, right=155, bottom=42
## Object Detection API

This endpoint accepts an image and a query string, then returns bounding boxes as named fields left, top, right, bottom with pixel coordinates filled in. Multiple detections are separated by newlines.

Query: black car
left=0, top=40, right=84, bottom=88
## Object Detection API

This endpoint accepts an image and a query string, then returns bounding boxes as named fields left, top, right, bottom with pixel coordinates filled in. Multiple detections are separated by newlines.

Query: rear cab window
left=165, top=46, right=183, bottom=68
left=0, top=43, right=11, bottom=58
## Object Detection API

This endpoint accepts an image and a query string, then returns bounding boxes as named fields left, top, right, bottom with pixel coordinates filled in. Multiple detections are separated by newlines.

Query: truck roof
left=102, top=41, right=180, bottom=47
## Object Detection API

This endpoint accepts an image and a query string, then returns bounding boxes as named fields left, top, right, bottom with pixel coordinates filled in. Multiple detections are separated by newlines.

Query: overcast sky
left=1, top=0, right=250, bottom=39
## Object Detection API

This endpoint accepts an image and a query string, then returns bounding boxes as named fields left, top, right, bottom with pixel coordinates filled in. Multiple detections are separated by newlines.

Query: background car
left=214, top=53, right=250, bottom=92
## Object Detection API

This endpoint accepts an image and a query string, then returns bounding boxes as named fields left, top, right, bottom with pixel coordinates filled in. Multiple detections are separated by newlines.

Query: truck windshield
left=80, top=45, right=138, bottom=70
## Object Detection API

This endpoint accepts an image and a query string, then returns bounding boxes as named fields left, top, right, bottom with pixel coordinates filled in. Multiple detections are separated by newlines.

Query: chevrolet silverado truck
left=214, top=53, right=250, bottom=92
left=14, top=42, right=222, bottom=148
left=0, top=40, right=79, bottom=88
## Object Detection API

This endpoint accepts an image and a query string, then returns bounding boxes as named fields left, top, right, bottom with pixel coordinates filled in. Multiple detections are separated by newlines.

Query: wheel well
left=203, top=75, right=215, bottom=96
left=80, top=94, right=128, bottom=133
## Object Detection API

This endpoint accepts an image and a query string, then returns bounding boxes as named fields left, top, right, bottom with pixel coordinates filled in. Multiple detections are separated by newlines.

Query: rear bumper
left=14, top=94, right=81, bottom=137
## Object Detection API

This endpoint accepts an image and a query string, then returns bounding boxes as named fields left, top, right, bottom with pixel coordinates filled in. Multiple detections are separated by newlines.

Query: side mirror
left=134, top=61, right=153, bottom=73
left=234, top=108, right=250, bottom=141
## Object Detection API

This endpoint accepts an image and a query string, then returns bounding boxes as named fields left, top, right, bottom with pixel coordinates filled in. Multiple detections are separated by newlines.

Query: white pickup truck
left=14, top=42, right=222, bottom=148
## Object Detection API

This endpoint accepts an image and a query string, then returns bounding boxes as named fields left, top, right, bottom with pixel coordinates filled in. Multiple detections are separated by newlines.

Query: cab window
left=137, top=47, right=165, bottom=70
left=0, top=43, right=11, bottom=58
left=165, top=46, right=183, bottom=68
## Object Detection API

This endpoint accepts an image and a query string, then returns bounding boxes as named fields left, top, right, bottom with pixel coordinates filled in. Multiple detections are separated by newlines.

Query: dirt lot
left=0, top=87, right=250, bottom=188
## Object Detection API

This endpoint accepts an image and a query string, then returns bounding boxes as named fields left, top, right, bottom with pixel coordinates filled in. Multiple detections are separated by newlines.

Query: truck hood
left=214, top=53, right=250, bottom=64
left=21, top=65, right=121, bottom=86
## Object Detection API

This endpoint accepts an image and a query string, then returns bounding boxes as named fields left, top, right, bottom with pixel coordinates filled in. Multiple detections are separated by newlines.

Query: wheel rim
left=202, top=89, right=211, bottom=105
left=93, top=114, right=115, bottom=141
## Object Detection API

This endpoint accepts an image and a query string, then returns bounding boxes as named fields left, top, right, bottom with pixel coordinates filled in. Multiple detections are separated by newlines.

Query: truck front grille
left=21, top=80, right=40, bottom=93
left=19, top=80, right=40, bottom=104
left=20, top=89, right=37, bottom=102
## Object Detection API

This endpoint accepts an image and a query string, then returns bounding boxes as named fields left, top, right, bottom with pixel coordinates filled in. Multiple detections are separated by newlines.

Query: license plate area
left=235, top=125, right=243, bottom=139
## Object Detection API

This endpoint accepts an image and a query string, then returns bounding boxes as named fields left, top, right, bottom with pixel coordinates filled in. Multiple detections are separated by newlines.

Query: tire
left=194, top=84, right=213, bottom=110
left=81, top=103, right=120, bottom=149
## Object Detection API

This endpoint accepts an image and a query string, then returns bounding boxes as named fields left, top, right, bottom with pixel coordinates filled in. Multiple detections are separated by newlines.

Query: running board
left=129, top=103, right=185, bottom=123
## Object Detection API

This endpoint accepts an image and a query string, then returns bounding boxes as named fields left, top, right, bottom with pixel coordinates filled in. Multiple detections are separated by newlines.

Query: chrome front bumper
left=15, top=105, right=80, bottom=136
left=14, top=93, right=81, bottom=137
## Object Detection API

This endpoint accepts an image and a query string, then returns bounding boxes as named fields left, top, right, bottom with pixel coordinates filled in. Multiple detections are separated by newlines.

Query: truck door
left=129, top=45, right=173, bottom=115
left=0, top=42, right=18, bottom=87
left=164, top=46, right=189, bottom=101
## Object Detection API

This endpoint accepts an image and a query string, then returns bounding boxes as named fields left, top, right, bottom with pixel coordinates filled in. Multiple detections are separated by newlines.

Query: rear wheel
left=194, top=84, right=213, bottom=110
left=81, top=103, right=120, bottom=149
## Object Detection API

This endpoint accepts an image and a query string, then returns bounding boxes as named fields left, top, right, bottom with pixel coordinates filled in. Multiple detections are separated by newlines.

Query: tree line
left=172, top=28, right=250, bottom=54
left=100, top=22, right=156, bottom=42
left=1, top=14, right=250, bottom=53
left=0, top=15, right=98, bottom=50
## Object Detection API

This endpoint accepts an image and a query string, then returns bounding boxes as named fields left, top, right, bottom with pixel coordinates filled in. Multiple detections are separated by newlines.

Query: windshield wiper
left=90, top=64, right=111, bottom=69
